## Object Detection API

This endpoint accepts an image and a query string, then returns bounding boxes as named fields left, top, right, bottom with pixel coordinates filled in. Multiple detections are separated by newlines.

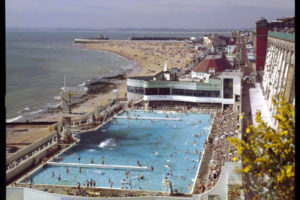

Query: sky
left=6, top=0, right=295, bottom=30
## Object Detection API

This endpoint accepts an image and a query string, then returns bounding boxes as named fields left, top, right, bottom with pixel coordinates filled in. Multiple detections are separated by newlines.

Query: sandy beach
left=34, top=40, right=194, bottom=122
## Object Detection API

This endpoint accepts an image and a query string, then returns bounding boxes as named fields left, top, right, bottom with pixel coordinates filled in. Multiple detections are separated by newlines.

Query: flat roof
left=268, top=32, right=295, bottom=42
left=6, top=124, right=52, bottom=157
left=127, top=76, right=153, bottom=81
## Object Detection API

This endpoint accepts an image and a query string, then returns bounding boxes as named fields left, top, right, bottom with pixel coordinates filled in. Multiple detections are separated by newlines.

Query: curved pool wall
left=20, top=110, right=213, bottom=194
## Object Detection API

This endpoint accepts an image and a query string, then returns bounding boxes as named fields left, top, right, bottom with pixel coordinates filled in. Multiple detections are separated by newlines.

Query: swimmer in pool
left=140, top=174, right=144, bottom=180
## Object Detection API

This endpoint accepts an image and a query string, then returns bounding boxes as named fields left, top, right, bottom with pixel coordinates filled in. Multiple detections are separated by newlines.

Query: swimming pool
left=22, top=110, right=213, bottom=193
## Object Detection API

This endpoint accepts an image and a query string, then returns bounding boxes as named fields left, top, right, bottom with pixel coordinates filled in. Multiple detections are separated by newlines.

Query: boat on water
left=74, top=34, right=109, bottom=43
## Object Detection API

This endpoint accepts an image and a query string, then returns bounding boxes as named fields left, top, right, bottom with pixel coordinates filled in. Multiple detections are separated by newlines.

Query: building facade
left=261, top=32, right=295, bottom=126
left=256, top=17, right=268, bottom=73
left=127, top=62, right=242, bottom=110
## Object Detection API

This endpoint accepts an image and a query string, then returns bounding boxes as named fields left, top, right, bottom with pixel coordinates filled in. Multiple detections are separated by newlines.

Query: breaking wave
left=6, top=115, right=23, bottom=123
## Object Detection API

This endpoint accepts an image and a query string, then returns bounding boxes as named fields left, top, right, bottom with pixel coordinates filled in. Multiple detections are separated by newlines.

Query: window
left=127, top=86, right=144, bottom=94
left=172, top=89, right=184, bottom=95
left=184, top=90, right=195, bottom=96
left=172, top=89, right=220, bottom=97
left=145, top=88, right=158, bottom=95
left=235, top=95, right=240, bottom=102
left=158, top=88, right=170, bottom=95
left=223, top=78, right=233, bottom=99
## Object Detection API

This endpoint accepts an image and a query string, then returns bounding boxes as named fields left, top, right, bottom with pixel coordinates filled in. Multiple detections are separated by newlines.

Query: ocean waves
left=6, top=115, right=23, bottom=123
left=6, top=31, right=134, bottom=122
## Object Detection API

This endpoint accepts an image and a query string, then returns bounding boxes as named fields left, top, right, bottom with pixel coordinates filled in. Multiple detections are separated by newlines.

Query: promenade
left=241, top=72, right=274, bottom=200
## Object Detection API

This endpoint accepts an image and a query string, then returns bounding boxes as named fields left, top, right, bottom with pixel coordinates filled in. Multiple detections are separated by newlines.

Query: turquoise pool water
left=23, top=110, right=213, bottom=193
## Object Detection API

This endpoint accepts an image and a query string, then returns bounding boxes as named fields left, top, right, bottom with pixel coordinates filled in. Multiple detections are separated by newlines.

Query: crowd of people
left=84, top=40, right=195, bottom=77
left=198, top=105, right=239, bottom=193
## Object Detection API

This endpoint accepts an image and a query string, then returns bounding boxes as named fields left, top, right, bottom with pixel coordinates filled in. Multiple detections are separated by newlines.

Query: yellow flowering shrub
left=228, top=93, right=295, bottom=200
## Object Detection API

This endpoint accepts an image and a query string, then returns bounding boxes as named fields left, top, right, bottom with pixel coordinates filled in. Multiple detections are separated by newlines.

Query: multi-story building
left=255, top=16, right=295, bottom=78
left=261, top=32, right=295, bottom=127
left=127, top=56, right=242, bottom=111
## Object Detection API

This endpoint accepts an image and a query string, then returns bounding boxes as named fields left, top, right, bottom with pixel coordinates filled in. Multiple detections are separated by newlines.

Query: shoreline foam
left=9, top=40, right=194, bottom=123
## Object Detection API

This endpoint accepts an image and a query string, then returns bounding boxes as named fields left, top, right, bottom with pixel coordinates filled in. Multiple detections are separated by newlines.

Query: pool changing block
left=46, top=162, right=149, bottom=171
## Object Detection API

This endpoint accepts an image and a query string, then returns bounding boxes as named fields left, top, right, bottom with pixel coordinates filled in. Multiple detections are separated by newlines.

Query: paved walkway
left=248, top=83, right=274, bottom=127
left=243, top=82, right=274, bottom=128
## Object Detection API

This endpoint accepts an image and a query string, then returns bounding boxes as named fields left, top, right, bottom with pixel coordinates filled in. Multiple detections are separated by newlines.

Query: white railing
left=114, top=116, right=181, bottom=121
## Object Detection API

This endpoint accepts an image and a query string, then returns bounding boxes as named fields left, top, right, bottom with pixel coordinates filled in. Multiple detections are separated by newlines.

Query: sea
left=5, top=29, right=232, bottom=122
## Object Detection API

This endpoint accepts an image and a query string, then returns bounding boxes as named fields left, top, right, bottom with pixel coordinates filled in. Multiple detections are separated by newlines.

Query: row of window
left=127, top=86, right=220, bottom=97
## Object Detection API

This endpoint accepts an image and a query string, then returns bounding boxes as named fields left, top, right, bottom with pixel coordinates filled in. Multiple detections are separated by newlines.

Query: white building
left=127, top=55, right=242, bottom=110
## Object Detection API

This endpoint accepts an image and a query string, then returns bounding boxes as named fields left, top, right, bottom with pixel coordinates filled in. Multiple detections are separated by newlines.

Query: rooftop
left=268, top=32, right=295, bottom=42
left=192, top=55, right=233, bottom=73
left=127, top=76, right=153, bottom=81
left=257, top=16, right=268, bottom=23
left=6, top=124, right=52, bottom=158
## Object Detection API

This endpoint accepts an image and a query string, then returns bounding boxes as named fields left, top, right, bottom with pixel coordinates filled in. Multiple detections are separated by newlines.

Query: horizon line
left=6, top=26, right=255, bottom=31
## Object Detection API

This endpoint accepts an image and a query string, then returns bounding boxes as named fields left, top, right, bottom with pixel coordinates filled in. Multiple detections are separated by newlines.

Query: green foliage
left=228, top=93, right=295, bottom=199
